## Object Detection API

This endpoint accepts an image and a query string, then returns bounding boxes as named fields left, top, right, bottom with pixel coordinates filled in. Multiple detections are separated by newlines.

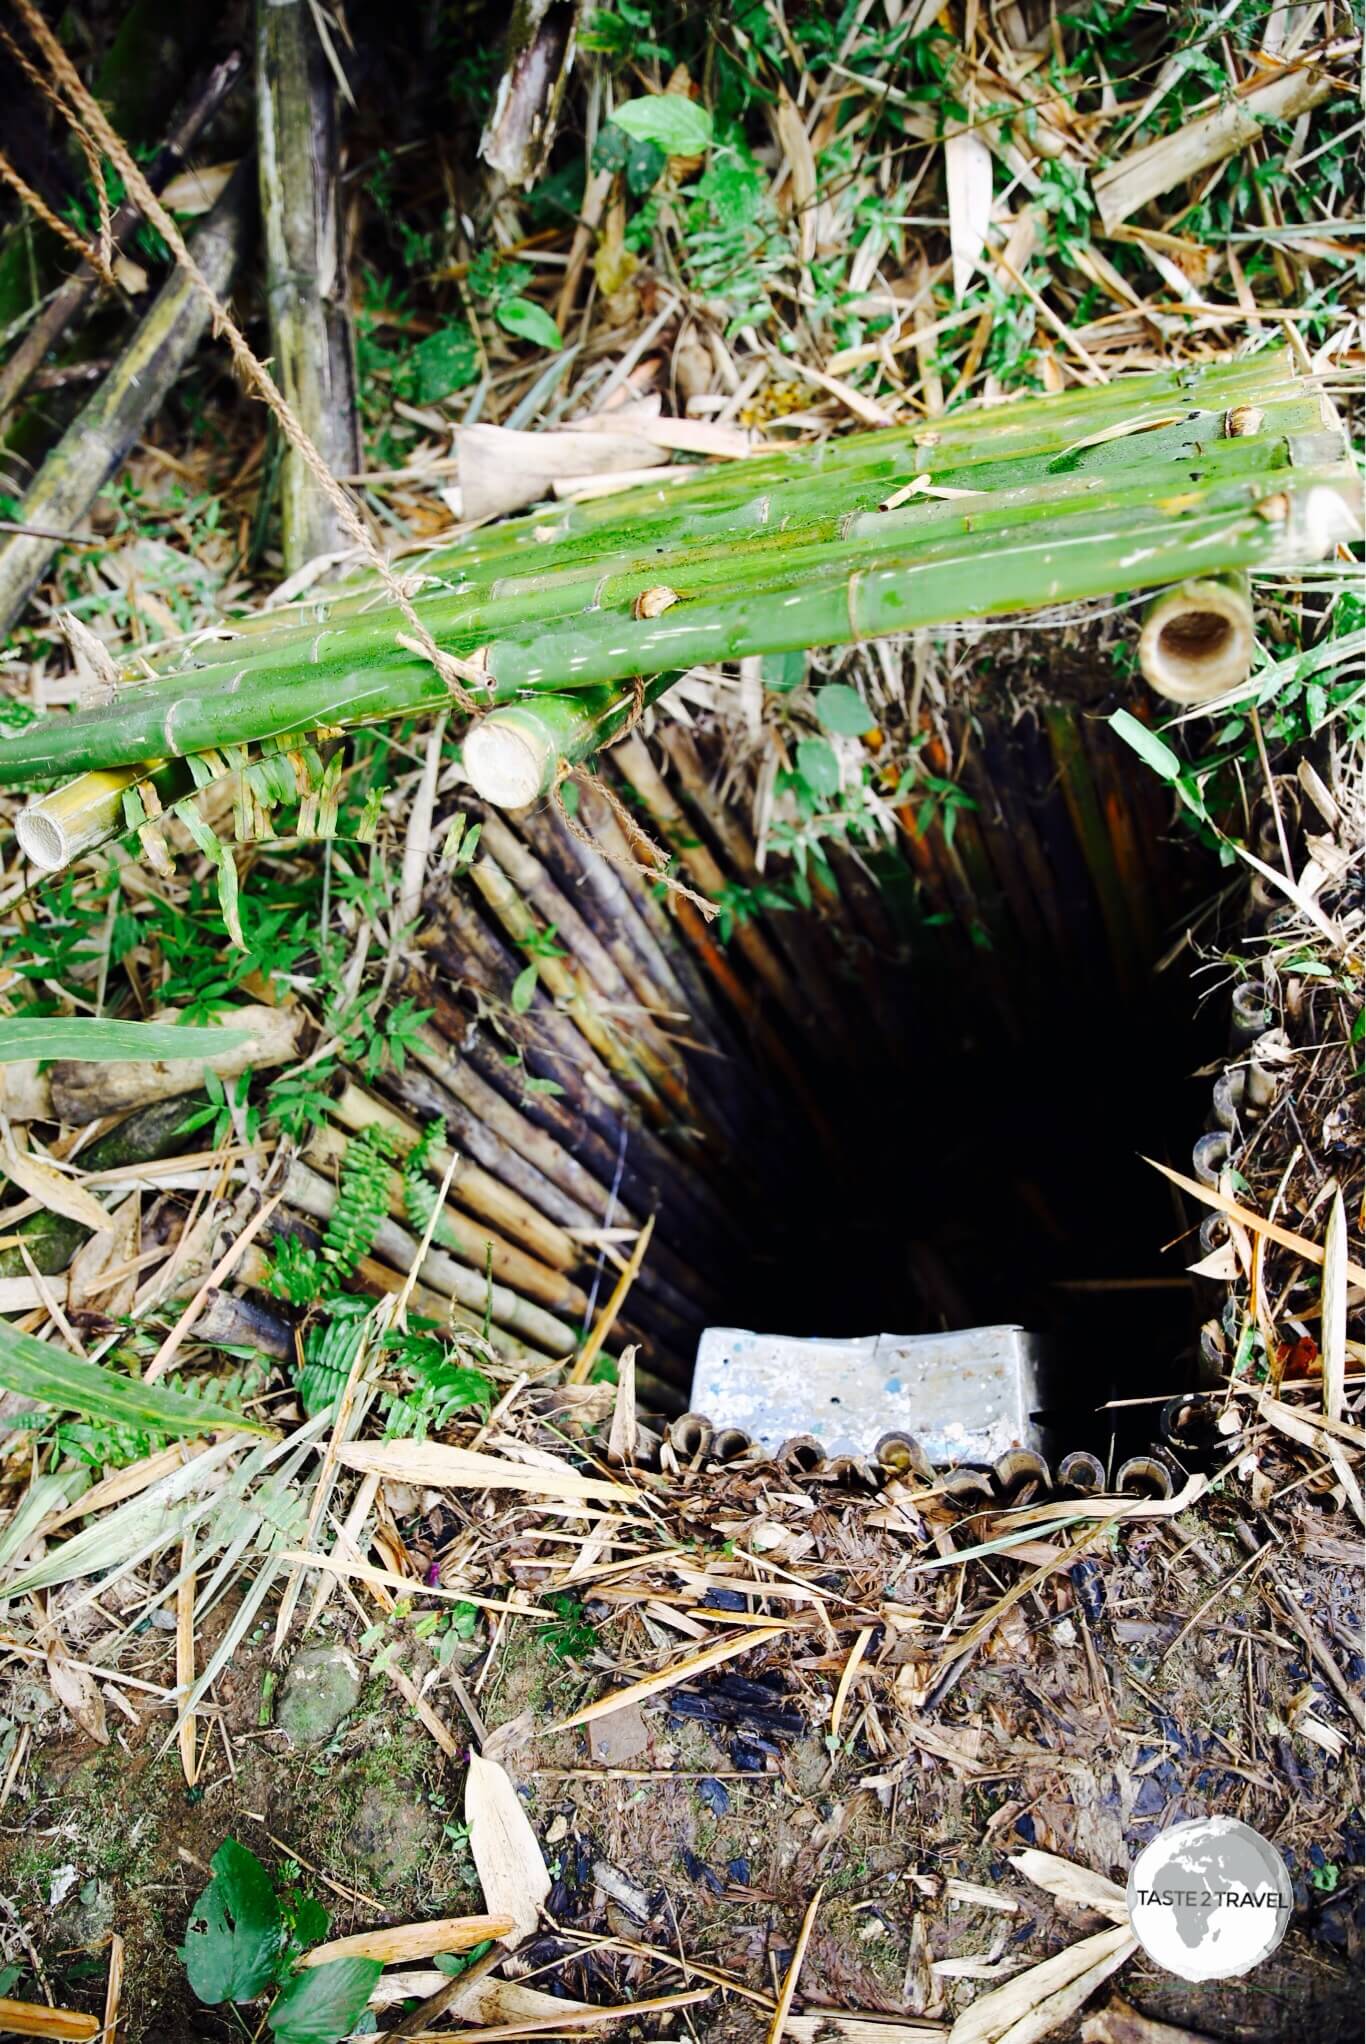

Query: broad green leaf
left=612, top=93, right=713, bottom=156
left=1107, top=707, right=1181, bottom=783
left=795, top=737, right=841, bottom=800
left=0, top=1315, right=266, bottom=1438
left=408, top=322, right=480, bottom=402
left=184, top=1839, right=284, bottom=2005
left=510, top=962, right=539, bottom=1013
left=0, top=1017, right=250, bottom=1064
left=814, top=682, right=874, bottom=736
left=495, top=298, right=563, bottom=351
left=268, top=1958, right=383, bottom=2043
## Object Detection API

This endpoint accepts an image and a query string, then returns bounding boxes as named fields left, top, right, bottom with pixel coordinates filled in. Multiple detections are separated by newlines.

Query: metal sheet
left=690, top=1324, right=1046, bottom=1464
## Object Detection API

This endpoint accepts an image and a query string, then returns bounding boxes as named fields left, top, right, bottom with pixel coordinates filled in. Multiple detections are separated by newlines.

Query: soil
left=3, top=1478, right=1359, bottom=2041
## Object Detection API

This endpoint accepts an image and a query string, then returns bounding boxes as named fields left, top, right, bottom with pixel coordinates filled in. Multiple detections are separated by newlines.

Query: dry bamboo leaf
left=768, top=1883, right=822, bottom=2041
left=606, top=1345, right=638, bottom=1466
left=369, top=1973, right=593, bottom=2021
left=158, top=160, right=239, bottom=212
left=569, top=1214, right=654, bottom=1383
left=45, top=1638, right=108, bottom=1745
left=945, top=128, right=993, bottom=300
left=458, top=423, right=666, bottom=521
left=549, top=1622, right=791, bottom=1734
left=1082, top=1997, right=1221, bottom=2044
left=784, top=2022, right=947, bottom=2042
left=337, top=1438, right=633, bottom=1503
left=399, top=1985, right=713, bottom=2040
left=0, top=1999, right=100, bottom=2040
left=0, top=1273, right=70, bottom=1313
left=1009, top=1850, right=1129, bottom=1923
left=1321, top=1186, right=1347, bottom=1423
left=1143, top=1157, right=1366, bottom=1287
left=102, top=1931, right=124, bottom=2043
left=68, top=1191, right=139, bottom=1319
left=465, top=1751, right=551, bottom=1948
left=177, top=1532, right=198, bottom=1787
left=40, top=1437, right=212, bottom=1538
left=774, top=85, right=816, bottom=266
left=1256, top=1393, right=1366, bottom=1450
left=302, top=1912, right=513, bottom=1967
left=831, top=1625, right=875, bottom=1739
left=948, top=1925, right=1135, bottom=2044
left=3, top=1135, right=111, bottom=1233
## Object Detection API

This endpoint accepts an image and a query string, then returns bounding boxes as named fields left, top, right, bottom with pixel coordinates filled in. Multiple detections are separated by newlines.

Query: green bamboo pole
left=4, top=438, right=1352, bottom=793
left=114, top=371, right=1328, bottom=665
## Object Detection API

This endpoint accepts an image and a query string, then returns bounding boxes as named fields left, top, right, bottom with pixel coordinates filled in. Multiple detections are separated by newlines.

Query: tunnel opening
left=605, top=673, right=1233, bottom=1457
left=416, top=657, right=1239, bottom=1468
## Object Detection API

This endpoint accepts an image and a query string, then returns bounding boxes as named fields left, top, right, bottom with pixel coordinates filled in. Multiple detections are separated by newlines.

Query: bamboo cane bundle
left=2, top=357, right=1354, bottom=819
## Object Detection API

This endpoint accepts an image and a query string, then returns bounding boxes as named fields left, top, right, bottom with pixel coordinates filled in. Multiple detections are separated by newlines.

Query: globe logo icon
left=1127, top=1818, right=1293, bottom=1982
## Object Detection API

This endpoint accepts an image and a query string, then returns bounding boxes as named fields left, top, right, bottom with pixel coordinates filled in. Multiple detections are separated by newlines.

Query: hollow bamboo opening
left=1138, top=576, right=1255, bottom=704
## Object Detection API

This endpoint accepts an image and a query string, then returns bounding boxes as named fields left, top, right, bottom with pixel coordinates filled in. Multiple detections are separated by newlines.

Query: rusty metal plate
left=690, top=1324, right=1046, bottom=1465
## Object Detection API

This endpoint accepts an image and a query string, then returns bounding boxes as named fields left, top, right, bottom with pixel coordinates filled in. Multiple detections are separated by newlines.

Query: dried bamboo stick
left=282, top=1160, right=580, bottom=1355
left=402, top=1014, right=727, bottom=1330
left=420, top=887, right=637, bottom=1150
left=466, top=848, right=680, bottom=1130
left=0, top=49, right=246, bottom=429
left=510, top=790, right=740, bottom=1061
left=303, top=1121, right=590, bottom=1317
left=1094, top=59, right=1340, bottom=229
left=611, top=734, right=802, bottom=1018
left=413, top=979, right=733, bottom=1276
left=328, top=1081, right=579, bottom=1272
left=1043, top=704, right=1144, bottom=1000
left=256, top=0, right=359, bottom=569
left=471, top=808, right=702, bottom=1113
left=657, top=725, right=854, bottom=1051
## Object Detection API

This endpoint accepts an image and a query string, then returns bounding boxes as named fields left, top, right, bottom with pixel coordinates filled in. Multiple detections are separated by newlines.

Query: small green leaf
left=495, top=298, right=563, bottom=350
left=612, top=94, right=713, bottom=156
left=814, top=682, right=873, bottom=735
left=1108, top=707, right=1181, bottom=783
left=268, top=1957, right=383, bottom=2043
left=0, top=1017, right=250, bottom=1064
left=510, top=962, right=539, bottom=1013
left=625, top=135, right=666, bottom=195
left=795, top=737, right=841, bottom=799
left=183, top=1839, right=284, bottom=2005
left=760, top=650, right=805, bottom=693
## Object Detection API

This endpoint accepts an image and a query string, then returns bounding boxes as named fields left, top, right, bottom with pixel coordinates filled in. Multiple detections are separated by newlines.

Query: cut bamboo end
left=17, top=767, right=144, bottom=871
left=1137, top=575, right=1254, bottom=706
left=464, top=707, right=558, bottom=807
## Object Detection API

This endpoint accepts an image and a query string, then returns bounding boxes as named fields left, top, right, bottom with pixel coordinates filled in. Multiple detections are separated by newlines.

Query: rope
left=0, top=145, right=116, bottom=293
left=553, top=763, right=718, bottom=921
left=8, top=0, right=484, bottom=715
left=0, top=23, right=116, bottom=286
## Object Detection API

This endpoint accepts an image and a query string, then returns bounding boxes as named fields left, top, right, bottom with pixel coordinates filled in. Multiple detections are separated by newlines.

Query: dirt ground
left=3, top=1468, right=1360, bottom=2042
